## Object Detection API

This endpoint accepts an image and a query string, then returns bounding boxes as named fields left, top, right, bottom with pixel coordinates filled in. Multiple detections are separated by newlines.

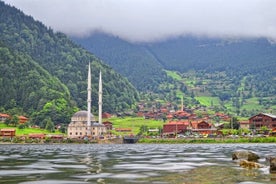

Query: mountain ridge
left=0, top=1, right=139, bottom=125
left=72, top=32, right=276, bottom=115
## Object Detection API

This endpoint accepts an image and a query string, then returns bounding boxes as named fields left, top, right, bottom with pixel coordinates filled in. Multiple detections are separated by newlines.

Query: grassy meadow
left=195, top=96, right=220, bottom=107
left=0, top=123, right=63, bottom=136
left=107, top=117, right=164, bottom=135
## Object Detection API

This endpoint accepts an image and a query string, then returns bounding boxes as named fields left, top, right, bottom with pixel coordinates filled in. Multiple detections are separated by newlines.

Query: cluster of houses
left=0, top=111, right=276, bottom=140
left=0, top=113, right=28, bottom=138
left=162, top=112, right=276, bottom=136
left=135, top=102, right=276, bottom=136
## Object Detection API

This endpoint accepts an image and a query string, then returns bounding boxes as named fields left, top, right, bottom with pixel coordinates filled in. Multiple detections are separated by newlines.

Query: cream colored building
left=67, top=111, right=106, bottom=139
left=67, top=64, right=106, bottom=139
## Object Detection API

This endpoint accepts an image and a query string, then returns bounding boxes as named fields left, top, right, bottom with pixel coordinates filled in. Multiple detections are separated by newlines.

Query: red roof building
left=103, top=121, right=113, bottom=130
left=166, top=114, right=173, bottom=120
left=28, top=133, right=45, bottom=139
left=48, top=134, right=63, bottom=140
left=19, top=116, right=28, bottom=124
left=174, top=110, right=191, bottom=119
left=115, top=128, right=132, bottom=132
left=0, top=128, right=16, bottom=137
left=0, top=113, right=10, bottom=122
left=249, top=113, right=276, bottom=130
left=163, top=121, right=189, bottom=135
left=102, top=112, right=112, bottom=119
left=189, top=120, right=217, bottom=135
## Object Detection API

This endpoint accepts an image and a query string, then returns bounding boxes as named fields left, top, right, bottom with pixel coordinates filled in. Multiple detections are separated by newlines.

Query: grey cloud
left=3, top=0, right=276, bottom=42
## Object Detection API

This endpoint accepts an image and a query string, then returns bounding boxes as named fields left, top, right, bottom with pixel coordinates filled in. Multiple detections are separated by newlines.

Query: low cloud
left=4, top=0, right=276, bottom=42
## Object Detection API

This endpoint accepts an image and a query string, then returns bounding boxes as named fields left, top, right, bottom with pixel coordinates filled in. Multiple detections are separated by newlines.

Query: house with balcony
left=249, top=113, right=276, bottom=131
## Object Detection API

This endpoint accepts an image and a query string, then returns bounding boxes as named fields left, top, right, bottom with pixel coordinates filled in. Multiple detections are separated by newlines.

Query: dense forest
left=0, top=2, right=139, bottom=126
left=73, top=33, right=276, bottom=116
left=72, top=33, right=170, bottom=92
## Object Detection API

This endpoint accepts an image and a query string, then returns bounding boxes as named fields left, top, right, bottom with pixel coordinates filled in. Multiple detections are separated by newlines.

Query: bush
left=18, top=124, right=25, bottom=129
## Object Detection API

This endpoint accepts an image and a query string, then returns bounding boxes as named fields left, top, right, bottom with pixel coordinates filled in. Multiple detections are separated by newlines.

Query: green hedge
left=138, top=137, right=276, bottom=144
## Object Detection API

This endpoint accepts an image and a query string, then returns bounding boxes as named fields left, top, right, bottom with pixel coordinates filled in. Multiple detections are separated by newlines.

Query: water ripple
left=0, top=143, right=276, bottom=183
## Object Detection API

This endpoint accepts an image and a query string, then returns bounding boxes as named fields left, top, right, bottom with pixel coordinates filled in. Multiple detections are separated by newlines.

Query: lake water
left=0, top=143, right=276, bottom=184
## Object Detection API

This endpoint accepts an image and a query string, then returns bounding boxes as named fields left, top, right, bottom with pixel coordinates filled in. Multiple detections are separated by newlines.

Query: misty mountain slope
left=0, top=1, right=139, bottom=117
left=74, top=32, right=276, bottom=80
left=146, top=37, right=276, bottom=73
left=147, top=37, right=276, bottom=99
left=73, top=32, right=275, bottom=109
left=72, top=33, right=169, bottom=92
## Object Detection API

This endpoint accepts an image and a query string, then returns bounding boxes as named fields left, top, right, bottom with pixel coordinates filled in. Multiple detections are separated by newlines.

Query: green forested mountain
left=72, top=33, right=169, bottom=92
left=0, top=1, right=139, bottom=125
left=73, top=33, right=276, bottom=116
left=147, top=37, right=276, bottom=98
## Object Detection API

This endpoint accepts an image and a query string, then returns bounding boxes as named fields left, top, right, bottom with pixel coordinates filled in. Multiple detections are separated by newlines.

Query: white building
left=67, top=110, right=106, bottom=139
left=67, top=63, right=106, bottom=139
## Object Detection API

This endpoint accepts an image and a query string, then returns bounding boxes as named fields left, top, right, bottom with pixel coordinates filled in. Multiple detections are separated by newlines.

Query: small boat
left=123, top=135, right=139, bottom=144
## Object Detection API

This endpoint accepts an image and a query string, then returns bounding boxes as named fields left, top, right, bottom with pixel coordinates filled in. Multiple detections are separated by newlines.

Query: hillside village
left=136, top=102, right=276, bottom=137
left=1, top=106, right=276, bottom=142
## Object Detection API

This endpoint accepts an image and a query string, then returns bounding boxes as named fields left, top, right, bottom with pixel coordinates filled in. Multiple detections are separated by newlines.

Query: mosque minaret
left=67, top=63, right=106, bottom=139
left=87, top=62, right=92, bottom=128
left=98, top=70, right=102, bottom=124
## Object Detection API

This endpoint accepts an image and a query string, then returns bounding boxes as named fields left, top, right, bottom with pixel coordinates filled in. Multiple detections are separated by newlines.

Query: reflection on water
left=0, top=143, right=275, bottom=184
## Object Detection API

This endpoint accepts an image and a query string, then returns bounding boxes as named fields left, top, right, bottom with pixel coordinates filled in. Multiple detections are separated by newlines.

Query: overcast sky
left=3, top=0, right=276, bottom=42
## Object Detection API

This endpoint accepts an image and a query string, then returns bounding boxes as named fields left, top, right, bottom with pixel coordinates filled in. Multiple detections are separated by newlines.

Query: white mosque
left=67, top=63, right=106, bottom=139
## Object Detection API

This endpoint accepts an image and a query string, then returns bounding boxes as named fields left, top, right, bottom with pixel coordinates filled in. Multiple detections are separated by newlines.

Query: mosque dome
left=71, top=110, right=95, bottom=122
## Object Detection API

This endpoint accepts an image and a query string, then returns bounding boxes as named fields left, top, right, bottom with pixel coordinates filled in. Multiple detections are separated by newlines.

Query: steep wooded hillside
left=147, top=37, right=276, bottom=72
left=72, top=33, right=169, bottom=92
left=0, top=1, right=139, bottom=124
left=73, top=33, right=276, bottom=116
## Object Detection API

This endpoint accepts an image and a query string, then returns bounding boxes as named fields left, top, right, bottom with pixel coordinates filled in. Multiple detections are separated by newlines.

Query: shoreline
left=1, top=136, right=276, bottom=144
left=138, top=137, right=276, bottom=144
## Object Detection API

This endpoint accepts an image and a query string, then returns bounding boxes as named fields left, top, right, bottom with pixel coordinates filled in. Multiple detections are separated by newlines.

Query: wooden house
left=19, top=116, right=28, bottom=124
left=29, top=133, right=45, bottom=139
left=249, top=113, right=276, bottom=130
left=189, top=120, right=217, bottom=135
left=103, top=121, right=113, bottom=130
left=0, top=113, right=10, bottom=122
left=162, top=121, right=189, bottom=135
left=0, top=128, right=16, bottom=138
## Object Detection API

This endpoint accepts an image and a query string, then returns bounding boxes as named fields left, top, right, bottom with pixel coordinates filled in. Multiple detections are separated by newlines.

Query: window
left=75, top=132, right=78, bottom=135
